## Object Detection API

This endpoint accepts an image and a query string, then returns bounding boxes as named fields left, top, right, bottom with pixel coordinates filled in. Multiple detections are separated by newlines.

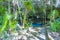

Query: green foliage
left=9, top=20, right=17, bottom=29
left=51, top=21, right=60, bottom=32
left=24, top=2, right=32, bottom=10
left=48, top=9, right=60, bottom=32
left=48, top=9, right=59, bottom=19
left=0, top=5, right=8, bottom=33
left=0, top=6, right=7, bottom=15
left=0, top=13, right=8, bottom=33
left=25, top=22, right=32, bottom=29
left=0, top=0, right=3, bottom=2
left=24, top=1, right=34, bottom=12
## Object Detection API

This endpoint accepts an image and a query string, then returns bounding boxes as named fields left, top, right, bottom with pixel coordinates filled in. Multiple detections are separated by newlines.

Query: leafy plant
left=24, top=2, right=32, bottom=10
left=0, top=6, right=7, bottom=15
left=0, top=13, right=8, bottom=33
left=48, top=9, right=59, bottom=19
left=48, top=9, right=60, bottom=32
left=51, top=21, right=60, bottom=32
left=24, top=1, right=35, bottom=12
left=0, top=0, right=3, bottom=2
left=21, top=1, right=35, bottom=29
left=9, top=20, right=17, bottom=30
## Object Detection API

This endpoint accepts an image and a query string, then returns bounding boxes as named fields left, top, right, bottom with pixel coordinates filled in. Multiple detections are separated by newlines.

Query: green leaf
left=0, top=13, right=8, bottom=33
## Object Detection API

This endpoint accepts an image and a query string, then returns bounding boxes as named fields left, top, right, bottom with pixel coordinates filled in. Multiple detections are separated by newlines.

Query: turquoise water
left=32, top=23, right=43, bottom=27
